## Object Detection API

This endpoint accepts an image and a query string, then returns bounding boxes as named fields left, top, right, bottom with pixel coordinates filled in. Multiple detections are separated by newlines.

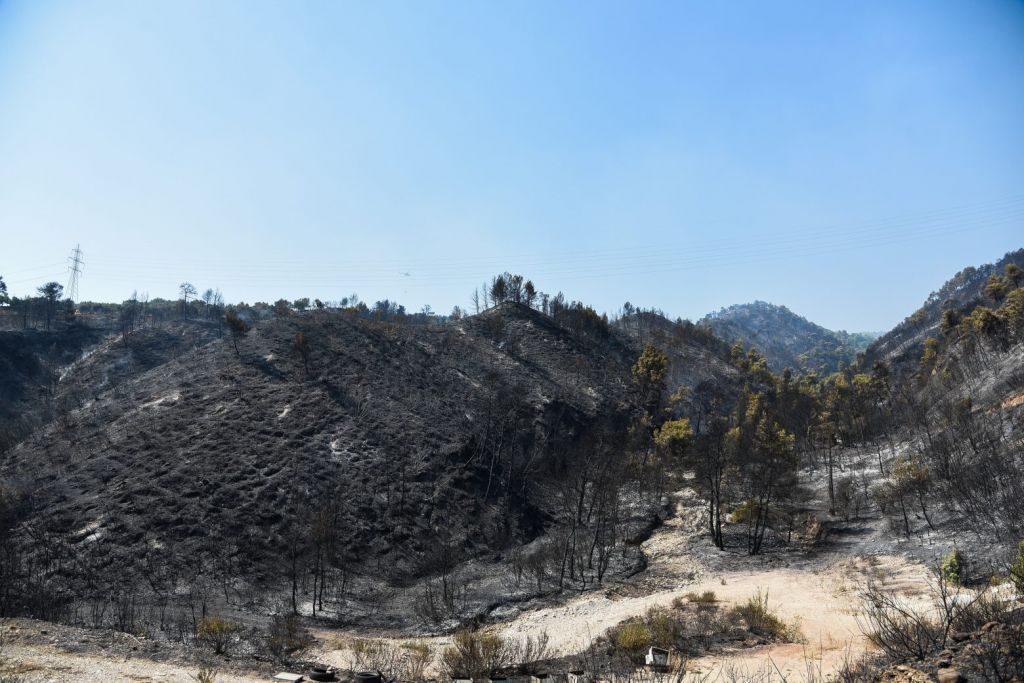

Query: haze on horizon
left=1, top=1, right=1022, bottom=333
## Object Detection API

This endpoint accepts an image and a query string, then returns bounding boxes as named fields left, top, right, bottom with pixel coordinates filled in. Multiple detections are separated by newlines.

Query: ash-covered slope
left=0, top=324, right=106, bottom=452
left=0, top=320, right=223, bottom=446
left=864, top=248, right=1024, bottom=377
left=617, top=311, right=741, bottom=418
left=6, top=303, right=740, bottom=588
left=699, top=301, right=872, bottom=374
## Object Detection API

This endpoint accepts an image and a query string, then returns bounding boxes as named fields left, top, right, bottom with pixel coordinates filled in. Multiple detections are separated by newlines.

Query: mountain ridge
left=699, top=300, right=875, bottom=374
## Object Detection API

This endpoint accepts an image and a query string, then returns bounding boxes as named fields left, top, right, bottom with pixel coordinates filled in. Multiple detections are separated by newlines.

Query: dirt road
left=5, top=481, right=939, bottom=681
left=319, top=486, right=936, bottom=679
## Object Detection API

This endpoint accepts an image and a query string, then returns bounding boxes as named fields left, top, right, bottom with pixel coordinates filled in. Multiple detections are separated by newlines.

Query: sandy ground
left=4, top=456, right=945, bottom=681
left=1, top=642, right=264, bottom=682
left=316, top=480, right=938, bottom=680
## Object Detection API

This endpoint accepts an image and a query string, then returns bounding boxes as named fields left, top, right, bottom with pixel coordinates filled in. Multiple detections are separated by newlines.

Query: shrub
left=1010, top=540, right=1024, bottom=598
left=731, top=589, right=796, bottom=641
left=732, top=500, right=785, bottom=527
left=612, top=621, right=651, bottom=655
left=731, top=500, right=759, bottom=524
left=600, top=596, right=758, bottom=669
left=511, top=633, right=551, bottom=675
left=861, top=571, right=1021, bottom=667
left=349, top=638, right=402, bottom=678
left=192, top=667, right=217, bottom=683
left=439, top=630, right=511, bottom=680
left=950, top=588, right=1018, bottom=634
left=860, top=583, right=943, bottom=661
left=264, top=613, right=314, bottom=663
left=644, top=608, right=684, bottom=649
left=686, top=590, right=718, bottom=604
left=834, top=476, right=867, bottom=521
left=400, top=642, right=433, bottom=682
left=196, top=616, right=239, bottom=655
left=345, top=637, right=436, bottom=681
left=942, top=548, right=965, bottom=585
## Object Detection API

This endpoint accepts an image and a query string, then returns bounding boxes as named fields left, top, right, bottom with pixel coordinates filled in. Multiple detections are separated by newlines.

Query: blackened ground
left=3, top=304, right=740, bottom=596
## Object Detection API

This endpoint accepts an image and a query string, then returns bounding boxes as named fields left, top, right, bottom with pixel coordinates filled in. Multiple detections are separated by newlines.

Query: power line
left=80, top=194, right=1024, bottom=282
left=79, top=205, right=1024, bottom=286
left=7, top=195, right=1023, bottom=296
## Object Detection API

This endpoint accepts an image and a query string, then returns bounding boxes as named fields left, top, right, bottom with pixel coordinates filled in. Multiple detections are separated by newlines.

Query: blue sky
left=1, top=1, right=1022, bottom=332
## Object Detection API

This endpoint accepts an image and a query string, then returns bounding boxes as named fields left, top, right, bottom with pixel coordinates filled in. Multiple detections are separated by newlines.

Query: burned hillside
left=0, top=323, right=106, bottom=453
left=865, top=247, right=1024, bottom=380
left=0, top=301, right=741, bottom=621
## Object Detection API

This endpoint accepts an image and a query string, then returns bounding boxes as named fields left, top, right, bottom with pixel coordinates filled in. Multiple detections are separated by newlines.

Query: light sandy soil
left=316, top=479, right=939, bottom=680
left=5, top=454, right=947, bottom=682
left=2, top=642, right=264, bottom=682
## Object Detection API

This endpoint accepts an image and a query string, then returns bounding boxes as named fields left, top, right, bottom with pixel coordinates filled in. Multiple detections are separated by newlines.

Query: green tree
left=1009, top=541, right=1024, bottom=596
left=940, top=309, right=961, bottom=337
left=964, top=306, right=1006, bottom=345
left=1004, top=263, right=1023, bottom=288
left=891, top=456, right=934, bottom=531
left=729, top=340, right=746, bottom=366
left=489, top=275, right=507, bottom=304
left=918, top=337, right=940, bottom=382
left=730, top=393, right=798, bottom=556
left=633, top=344, right=668, bottom=420
left=984, top=274, right=1009, bottom=303
left=523, top=280, right=536, bottom=308
left=748, top=418, right=797, bottom=555
left=654, top=418, right=693, bottom=463
left=999, top=288, right=1024, bottom=332
left=37, top=281, right=63, bottom=330
left=0, top=275, right=8, bottom=306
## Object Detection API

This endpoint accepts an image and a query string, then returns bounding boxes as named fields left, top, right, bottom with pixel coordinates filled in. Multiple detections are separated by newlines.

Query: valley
left=2, top=252, right=1023, bottom=682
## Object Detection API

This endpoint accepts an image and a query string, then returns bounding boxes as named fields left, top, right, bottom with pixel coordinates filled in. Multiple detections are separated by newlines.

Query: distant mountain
left=700, top=301, right=875, bottom=374
left=865, top=248, right=1024, bottom=376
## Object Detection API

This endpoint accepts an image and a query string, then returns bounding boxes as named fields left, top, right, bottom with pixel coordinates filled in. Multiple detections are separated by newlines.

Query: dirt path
left=5, top=483, right=937, bottom=681
left=319, top=487, right=935, bottom=679
left=490, top=494, right=932, bottom=673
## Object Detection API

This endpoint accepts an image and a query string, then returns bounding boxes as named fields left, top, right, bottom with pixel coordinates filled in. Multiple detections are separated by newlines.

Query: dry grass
left=730, top=589, right=803, bottom=642
left=191, top=667, right=217, bottom=683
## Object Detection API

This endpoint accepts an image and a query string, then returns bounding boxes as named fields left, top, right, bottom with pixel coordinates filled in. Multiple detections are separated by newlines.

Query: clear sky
left=1, top=1, right=1022, bottom=332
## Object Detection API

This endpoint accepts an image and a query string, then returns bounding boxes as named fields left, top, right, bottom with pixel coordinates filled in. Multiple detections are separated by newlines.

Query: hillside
left=617, top=311, right=741, bottom=422
left=865, top=248, right=1024, bottom=377
left=1, top=302, right=742, bottom=618
left=2, top=259, right=1022, bottom=680
left=0, top=324, right=106, bottom=452
left=699, top=301, right=873, bottom=374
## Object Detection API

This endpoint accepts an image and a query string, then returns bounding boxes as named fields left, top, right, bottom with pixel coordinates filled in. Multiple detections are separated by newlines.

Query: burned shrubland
left=0, top=292, right=742, bottom=634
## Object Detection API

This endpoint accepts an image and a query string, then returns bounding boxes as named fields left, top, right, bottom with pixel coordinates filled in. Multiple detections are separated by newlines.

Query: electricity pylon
left=66, top=244, right=84, bottom=302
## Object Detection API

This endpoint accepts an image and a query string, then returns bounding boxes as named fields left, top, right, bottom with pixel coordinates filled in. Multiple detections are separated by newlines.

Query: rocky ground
left=873, top=621, right=1024, bottom=682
